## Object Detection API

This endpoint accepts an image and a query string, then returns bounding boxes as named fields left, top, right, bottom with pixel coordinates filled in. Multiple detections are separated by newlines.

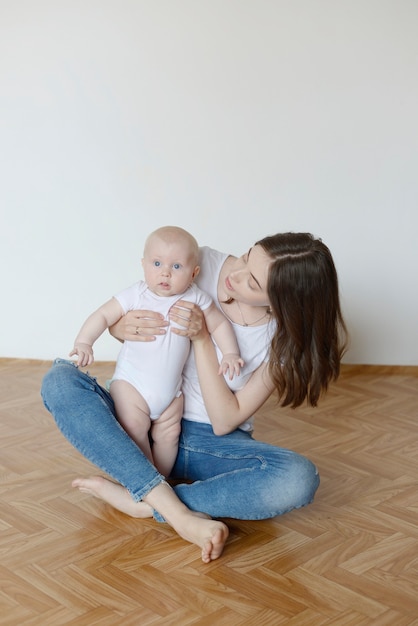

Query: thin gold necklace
left=236, top=300, right=270, bottom=326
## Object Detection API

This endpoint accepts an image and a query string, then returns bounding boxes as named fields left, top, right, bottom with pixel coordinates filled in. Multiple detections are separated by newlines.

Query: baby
left=70, top=226, right=243, bottom=476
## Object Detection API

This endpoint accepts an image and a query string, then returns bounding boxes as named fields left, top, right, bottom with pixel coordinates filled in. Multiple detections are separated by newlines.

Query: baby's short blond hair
left=144, top=226, right=199, bottom=263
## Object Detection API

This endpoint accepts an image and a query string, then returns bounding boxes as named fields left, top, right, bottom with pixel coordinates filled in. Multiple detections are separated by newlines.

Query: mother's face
left=224, top=244, right=272, bottom=307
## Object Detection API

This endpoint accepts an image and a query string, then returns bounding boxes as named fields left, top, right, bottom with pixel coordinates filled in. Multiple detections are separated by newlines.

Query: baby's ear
left=192, top=265, right=200, bottom=279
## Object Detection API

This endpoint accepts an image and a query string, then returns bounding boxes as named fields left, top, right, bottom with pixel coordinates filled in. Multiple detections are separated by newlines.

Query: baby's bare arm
left=70, top=298, right=124, bottom=367
left=203, top=303, right=244, bottom=379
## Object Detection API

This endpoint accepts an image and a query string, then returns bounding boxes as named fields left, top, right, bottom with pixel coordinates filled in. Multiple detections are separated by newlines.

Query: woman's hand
left=109, top=310, right=168, bottom=342
left=169, top=300, right=208, bottom=339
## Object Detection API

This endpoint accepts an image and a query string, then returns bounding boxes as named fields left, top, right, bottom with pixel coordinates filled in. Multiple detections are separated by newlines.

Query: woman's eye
left=248, top=277, right=260, bottom=291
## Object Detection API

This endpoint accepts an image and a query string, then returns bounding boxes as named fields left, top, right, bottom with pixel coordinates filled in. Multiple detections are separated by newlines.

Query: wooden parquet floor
left=0, top=359, right=417, bottom=625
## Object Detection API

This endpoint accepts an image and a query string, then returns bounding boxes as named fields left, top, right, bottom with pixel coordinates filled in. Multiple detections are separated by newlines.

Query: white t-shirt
left=183, top=246, right=276, bottom=432
left=112, top=281, right=212, bottom=419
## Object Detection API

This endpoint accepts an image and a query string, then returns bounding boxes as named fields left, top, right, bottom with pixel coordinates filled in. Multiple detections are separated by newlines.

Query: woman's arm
left=170, top=300, right=274, bottom=435
left=191, top=333, right=274, bottom=435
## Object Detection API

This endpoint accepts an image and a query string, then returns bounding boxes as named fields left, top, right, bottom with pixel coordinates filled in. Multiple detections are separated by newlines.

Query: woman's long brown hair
left=257, top=232, right=348, bottom=408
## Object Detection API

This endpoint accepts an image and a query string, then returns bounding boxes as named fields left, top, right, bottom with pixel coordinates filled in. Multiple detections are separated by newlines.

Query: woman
left=41, top=232, right=347, bottom=563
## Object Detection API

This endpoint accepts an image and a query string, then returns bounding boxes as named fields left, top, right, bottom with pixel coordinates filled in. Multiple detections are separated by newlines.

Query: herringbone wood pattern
left=0, top=359, right=417, bottom=625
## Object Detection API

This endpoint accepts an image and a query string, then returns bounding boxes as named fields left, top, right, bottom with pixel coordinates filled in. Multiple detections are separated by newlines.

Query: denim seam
left=181, top=445, right=267, bottom=468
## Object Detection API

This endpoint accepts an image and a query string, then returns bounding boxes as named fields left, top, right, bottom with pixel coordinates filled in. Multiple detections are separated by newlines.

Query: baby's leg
left=151, top=394, right=183, bottom=477
left=110, top=380, right=153, bottom=463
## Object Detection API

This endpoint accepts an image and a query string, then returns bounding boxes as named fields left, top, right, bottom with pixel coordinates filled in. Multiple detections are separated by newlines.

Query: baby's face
left=142, top=235, right=199, bottom=297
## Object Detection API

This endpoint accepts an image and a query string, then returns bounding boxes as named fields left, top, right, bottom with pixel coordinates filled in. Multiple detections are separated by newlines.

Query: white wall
left=1, top=0, right=417, bottom=365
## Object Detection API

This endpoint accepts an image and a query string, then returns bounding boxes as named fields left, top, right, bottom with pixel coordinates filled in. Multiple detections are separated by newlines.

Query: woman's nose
left=229, top=269, right=241, bottom=283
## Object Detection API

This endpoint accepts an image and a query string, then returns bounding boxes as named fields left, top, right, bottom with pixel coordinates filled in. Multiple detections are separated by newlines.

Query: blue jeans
left=41, top=359, right=319, bottom=520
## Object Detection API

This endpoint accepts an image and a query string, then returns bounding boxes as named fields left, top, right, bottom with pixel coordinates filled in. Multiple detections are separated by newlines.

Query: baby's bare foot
left=72, top=476, right=153, bottom=518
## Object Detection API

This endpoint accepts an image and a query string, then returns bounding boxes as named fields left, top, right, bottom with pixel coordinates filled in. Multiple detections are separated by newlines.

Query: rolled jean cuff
left=128, top=474, right=166, bottom=504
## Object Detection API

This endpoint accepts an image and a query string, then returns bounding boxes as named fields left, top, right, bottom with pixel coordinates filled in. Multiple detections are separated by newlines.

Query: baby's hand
left=69, top=343, right=94, bottom=367
left=218, top=353, right=244, bottom=380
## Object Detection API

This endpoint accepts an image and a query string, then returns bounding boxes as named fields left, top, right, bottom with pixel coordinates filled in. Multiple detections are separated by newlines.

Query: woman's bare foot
left=168, top=510, right=229, bottom=563
left=200, top=523, right=229, bottom=563
left=72, top=476, right=153, bottom=518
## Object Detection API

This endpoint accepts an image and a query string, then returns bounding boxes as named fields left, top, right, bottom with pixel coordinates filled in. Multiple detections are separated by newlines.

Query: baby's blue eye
left=173, top=263, right=181, bottom=270
left=153, top=261, right=161, bottom=267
